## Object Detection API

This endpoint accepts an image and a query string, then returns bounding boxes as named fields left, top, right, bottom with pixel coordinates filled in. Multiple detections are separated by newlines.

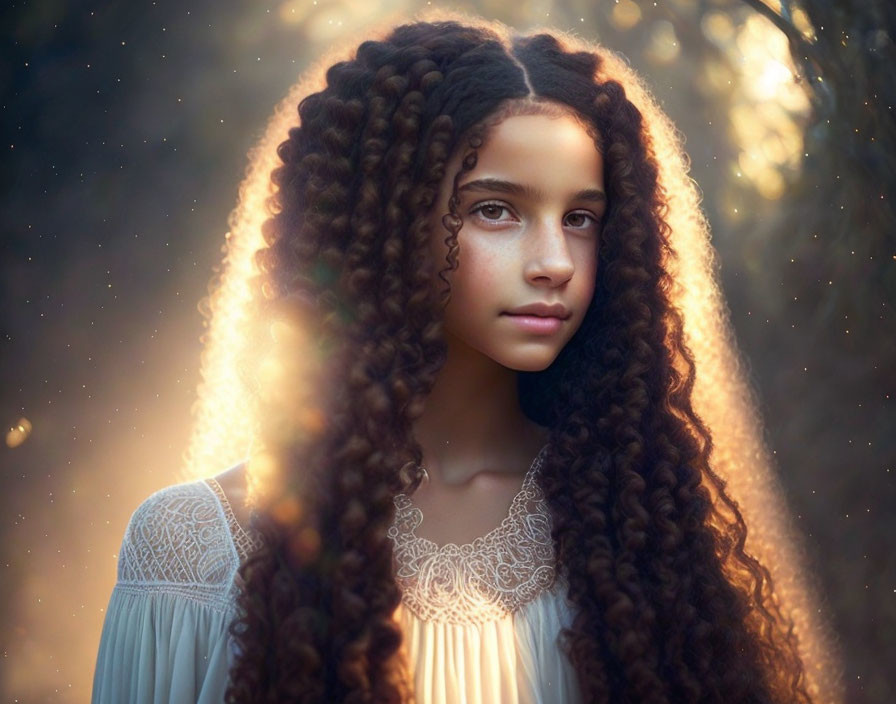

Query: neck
left=413, top=332, right=548, bottom=485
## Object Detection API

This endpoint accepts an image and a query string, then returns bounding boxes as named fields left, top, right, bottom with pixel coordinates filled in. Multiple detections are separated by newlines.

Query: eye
left=564, top=210, right=599, bottom=230
left=471, top=201, right=515, bottom=222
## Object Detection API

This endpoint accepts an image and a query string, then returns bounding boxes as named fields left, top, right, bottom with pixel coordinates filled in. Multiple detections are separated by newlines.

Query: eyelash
left=470, top=201, right=599, bottom=229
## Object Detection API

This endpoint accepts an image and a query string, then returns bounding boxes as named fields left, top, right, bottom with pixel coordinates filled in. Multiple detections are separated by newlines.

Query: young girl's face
left=431, top=111, right=605, bottom=372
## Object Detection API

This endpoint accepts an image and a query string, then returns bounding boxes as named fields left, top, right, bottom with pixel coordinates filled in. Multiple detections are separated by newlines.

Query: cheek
left=451, top=240, right=503, bottom=297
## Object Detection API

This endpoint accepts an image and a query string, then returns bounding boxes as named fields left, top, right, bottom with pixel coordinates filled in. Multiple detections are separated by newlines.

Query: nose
left=523, top=221, right=575, bottom=286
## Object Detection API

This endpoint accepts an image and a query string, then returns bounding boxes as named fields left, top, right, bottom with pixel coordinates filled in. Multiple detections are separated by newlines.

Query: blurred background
left=2, top=0, right=893, bottom=701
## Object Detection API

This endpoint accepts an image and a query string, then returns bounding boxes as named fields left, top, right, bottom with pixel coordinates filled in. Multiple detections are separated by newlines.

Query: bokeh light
left=610, top=0, right=642, bottom=31
left=5, top=417, right=33, bottom=448
left=645, top=20, right=681, bottom=65
left=724, top=14, right=811, bottom=200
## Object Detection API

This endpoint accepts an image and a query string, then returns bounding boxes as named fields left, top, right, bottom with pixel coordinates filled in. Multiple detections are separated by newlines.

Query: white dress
left=91, top=447, right=583, bottom=703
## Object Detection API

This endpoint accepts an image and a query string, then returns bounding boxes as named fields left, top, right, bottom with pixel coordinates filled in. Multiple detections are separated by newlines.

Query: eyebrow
left=457, top=178, right=607, bottom=205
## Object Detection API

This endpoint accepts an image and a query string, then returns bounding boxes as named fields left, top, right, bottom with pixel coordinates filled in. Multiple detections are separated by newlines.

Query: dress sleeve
left=91, top=482, right=242, bottom=704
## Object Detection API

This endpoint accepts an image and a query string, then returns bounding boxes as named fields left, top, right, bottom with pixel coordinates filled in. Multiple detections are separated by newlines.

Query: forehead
left=463, top=113, right=603, bottom=189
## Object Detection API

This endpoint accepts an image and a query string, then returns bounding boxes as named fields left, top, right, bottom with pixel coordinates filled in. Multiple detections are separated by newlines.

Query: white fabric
left=92, top=455, right=582, bottom=703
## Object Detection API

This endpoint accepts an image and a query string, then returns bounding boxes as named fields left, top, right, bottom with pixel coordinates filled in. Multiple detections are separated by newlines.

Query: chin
left=499, top=353, right=559, bottom=373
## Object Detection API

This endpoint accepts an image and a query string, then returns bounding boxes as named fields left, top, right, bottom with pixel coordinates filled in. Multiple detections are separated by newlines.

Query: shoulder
left=117, top=478, right=238, bottom=588
left=211, top=460, right=251, bottom=532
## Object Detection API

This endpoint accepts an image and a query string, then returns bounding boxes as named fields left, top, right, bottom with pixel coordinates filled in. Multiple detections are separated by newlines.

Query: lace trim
left=387, top=446, right=556, bottom=625
left=114, top=580, right=235, bottom=614
left=118, top=482, right=238, bottom=593
left=112, top=478, right=263, bottom=614
left=203, top=477, right=260, bottom=561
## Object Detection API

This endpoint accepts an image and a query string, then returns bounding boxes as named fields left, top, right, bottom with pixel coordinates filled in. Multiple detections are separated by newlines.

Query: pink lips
left=502, top=302, right=571, bottom=335
left=503, top=314, right=564, bottom=334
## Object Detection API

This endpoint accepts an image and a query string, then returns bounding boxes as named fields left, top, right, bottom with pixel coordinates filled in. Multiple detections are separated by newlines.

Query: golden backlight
left=180, top=13, right=841, bottom=703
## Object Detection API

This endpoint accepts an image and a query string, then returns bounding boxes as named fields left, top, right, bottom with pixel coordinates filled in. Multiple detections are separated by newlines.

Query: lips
left=502, top=313, right=565, bottom=335
left=503, top=302, right=571, bottom=319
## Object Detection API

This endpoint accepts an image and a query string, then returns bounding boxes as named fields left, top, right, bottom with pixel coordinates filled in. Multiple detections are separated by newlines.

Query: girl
left=93, top=13, right=826, bottom=704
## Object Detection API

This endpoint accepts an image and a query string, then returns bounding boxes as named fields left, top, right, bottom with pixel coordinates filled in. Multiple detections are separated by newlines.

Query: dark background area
left=2, top=0, right=893, bottom=701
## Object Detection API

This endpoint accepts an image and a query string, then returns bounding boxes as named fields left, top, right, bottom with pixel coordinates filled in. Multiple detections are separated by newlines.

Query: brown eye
left=476, top=203, right=509, bottom=220
left=564, top=211, right=597, bottom=229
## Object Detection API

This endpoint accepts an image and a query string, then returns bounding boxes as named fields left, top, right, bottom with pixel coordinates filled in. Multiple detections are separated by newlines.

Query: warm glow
left=697, top=57, right=736, bottom=94
left=724, top=14, right=811, bottom=199
left=701, top=10, right=735, bottom=45
left=791, top=7, right=816, bottom=41
left=179, top=140, right=274, bottom=480
left=279, top=0, right=388, bottom=38
left=754, top=58, right=795, bottom=101
left=5, top=417, right=32, bottom=448
left=609, top=0, right=642, bottom=31
left=645, top=20, right=681, bottom=65
left=179, top=218, right=262, bottom=481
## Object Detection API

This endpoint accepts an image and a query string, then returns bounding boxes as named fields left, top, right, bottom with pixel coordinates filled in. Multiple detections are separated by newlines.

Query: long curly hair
left=222, top=16, right=813, bottom=704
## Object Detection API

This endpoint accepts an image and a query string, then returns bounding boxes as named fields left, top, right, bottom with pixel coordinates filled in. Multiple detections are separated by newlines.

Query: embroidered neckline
left=394, top=444, right=549, bottom=551
left=203, top=448, right=558, bottom=626
left=387, top=445, right=556, bottom=625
